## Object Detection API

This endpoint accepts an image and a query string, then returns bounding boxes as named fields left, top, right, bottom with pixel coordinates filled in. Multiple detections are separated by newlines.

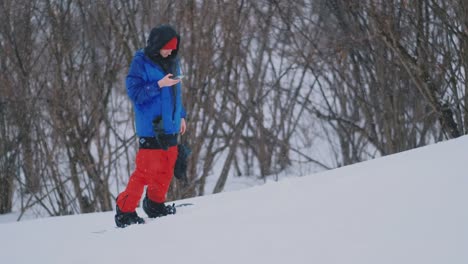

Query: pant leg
left=146, top=146, right=178, bottom=203
left=116, top=149, right=155, bottom=212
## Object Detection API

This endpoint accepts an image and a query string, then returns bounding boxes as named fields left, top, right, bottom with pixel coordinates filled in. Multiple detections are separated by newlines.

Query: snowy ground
left=0, top=136, right=467, bottom=264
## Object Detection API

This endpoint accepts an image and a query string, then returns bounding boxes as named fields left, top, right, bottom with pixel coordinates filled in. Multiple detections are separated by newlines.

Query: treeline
left=0, top=0, right=466, bottom=217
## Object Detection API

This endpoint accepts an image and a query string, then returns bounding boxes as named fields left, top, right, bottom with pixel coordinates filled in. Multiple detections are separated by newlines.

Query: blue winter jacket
left=126, top=50, right=186, bottom=137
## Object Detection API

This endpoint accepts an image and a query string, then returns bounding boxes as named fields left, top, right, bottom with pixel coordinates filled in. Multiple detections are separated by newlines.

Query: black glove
left=157, top=134, right=170, bottom=150
left=174, top=143, right=192, bottom=182
left=152, top=116, right=169, bottom=150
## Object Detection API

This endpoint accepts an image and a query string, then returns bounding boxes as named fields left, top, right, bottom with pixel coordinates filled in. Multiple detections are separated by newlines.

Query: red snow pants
left=116, top=146, right=178, bottom=212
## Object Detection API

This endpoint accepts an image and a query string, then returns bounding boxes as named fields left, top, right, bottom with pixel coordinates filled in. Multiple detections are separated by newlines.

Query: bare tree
left=1, top=0, right=465, bottom=218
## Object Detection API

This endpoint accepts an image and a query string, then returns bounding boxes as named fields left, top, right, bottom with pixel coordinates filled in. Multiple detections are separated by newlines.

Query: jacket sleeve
left=126, top=56, right=160, bottom=105
left=181, top=105, right=187, bottom=119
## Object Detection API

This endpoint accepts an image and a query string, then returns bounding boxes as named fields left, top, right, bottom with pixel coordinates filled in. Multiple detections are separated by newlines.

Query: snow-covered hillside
left=1, top=136, right=467, bottom=264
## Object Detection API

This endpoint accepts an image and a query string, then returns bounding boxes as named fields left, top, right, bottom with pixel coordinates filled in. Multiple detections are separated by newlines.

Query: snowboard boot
left=143, top=195, right=176, bottom=218
left=115, top=206, right=145, bottom=228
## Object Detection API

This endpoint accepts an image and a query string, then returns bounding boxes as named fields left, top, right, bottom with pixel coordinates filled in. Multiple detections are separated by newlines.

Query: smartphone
left=172, top=75, right=185, bottom=80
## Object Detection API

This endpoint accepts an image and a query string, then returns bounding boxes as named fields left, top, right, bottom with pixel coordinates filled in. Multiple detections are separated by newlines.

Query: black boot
left=143, top=195, right=176, bottom=218
left=115, top=206, right=145, bottom=228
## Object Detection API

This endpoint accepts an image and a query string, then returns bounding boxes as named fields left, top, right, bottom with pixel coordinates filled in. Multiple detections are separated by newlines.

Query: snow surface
left=1, top=136, right=467, bottom=264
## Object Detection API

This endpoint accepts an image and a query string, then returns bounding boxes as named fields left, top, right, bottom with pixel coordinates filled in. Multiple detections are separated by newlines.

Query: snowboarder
left=115, top=24, right=187, bottom=228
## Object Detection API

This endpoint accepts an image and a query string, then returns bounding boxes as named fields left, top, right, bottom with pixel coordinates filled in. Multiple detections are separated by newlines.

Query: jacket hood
left=144, top=25, right=180, bottom=61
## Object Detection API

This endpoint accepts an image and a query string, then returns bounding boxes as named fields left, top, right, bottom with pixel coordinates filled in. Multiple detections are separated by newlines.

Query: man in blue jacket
left=115, top=25, right=187, bottom=228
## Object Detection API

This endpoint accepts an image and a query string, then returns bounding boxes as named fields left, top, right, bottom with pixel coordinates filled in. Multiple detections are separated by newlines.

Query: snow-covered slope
left=1, top=136, right=467, bottom=264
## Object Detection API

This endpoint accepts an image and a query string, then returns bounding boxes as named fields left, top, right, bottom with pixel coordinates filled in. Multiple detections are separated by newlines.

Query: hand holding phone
left=158, top=74, right=180, bottom=87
